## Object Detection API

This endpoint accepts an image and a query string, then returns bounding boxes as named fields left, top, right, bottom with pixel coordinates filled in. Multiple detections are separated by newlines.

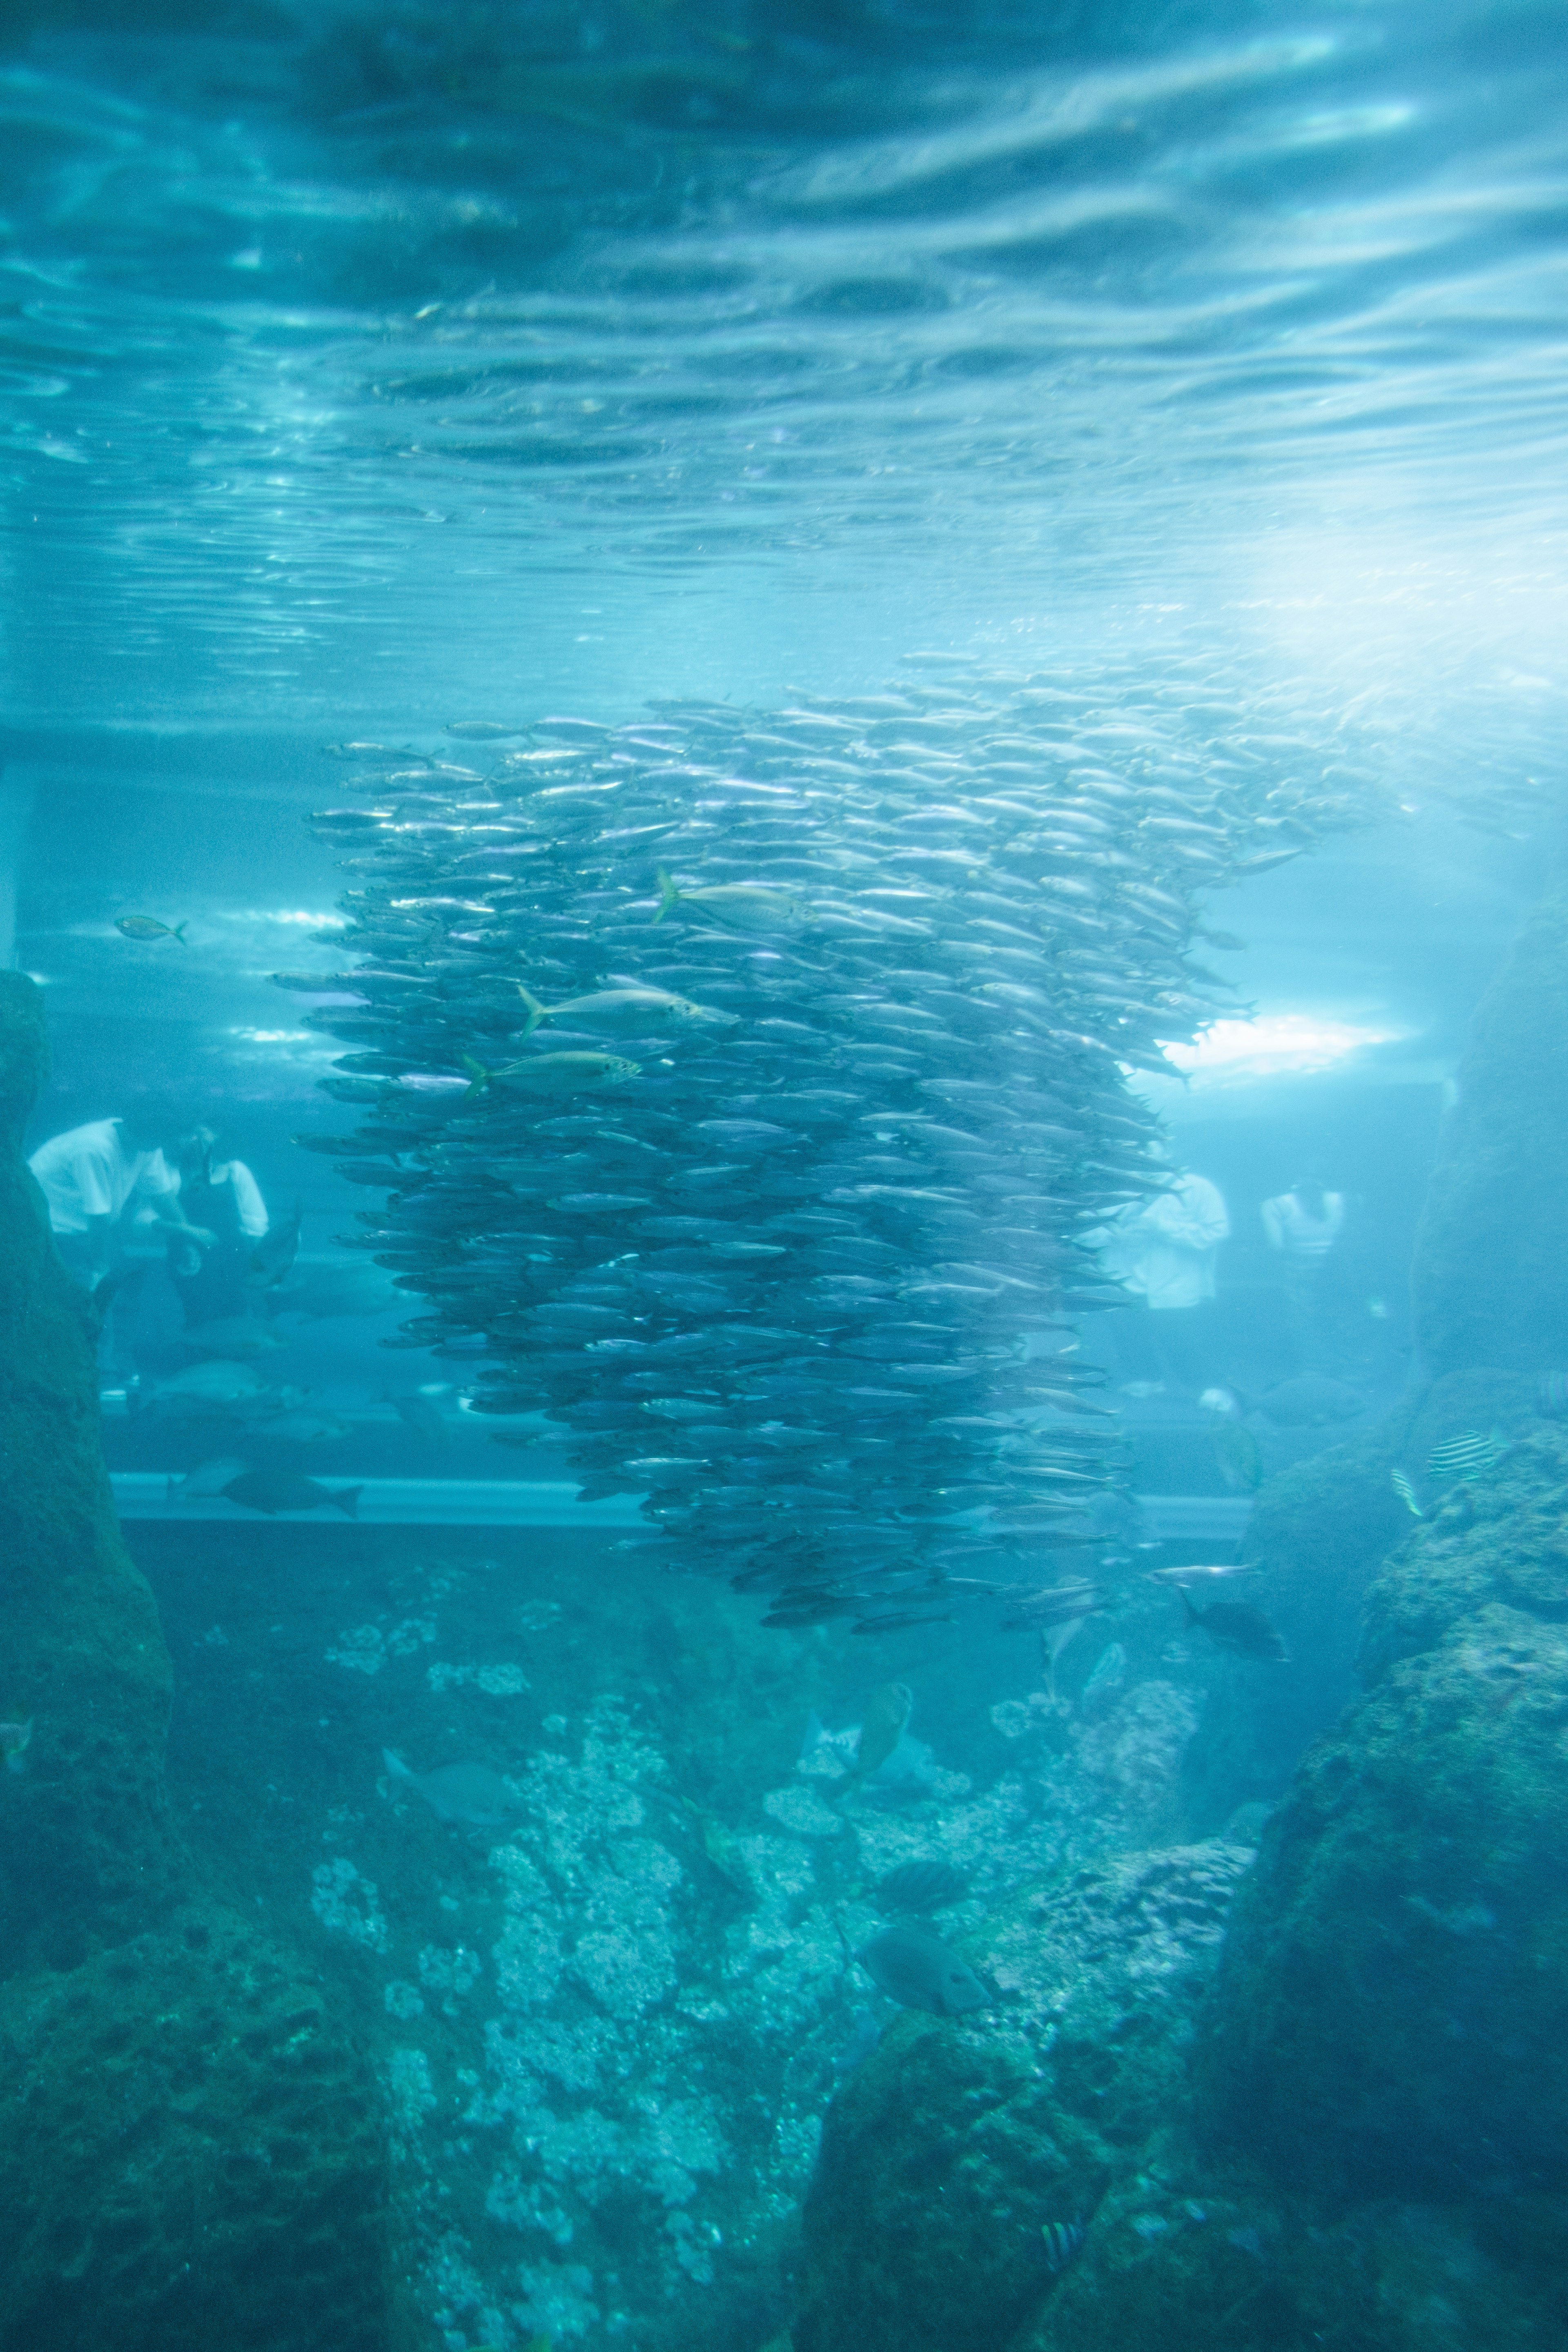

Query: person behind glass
left=27, top=1108, right=216, bottom=1290
left=167, top=1124, right=270, bottom=1326
left=1261, top=1174, right=1345, bottom=1368
left=1095, top=1160, right=1230, bottom=1394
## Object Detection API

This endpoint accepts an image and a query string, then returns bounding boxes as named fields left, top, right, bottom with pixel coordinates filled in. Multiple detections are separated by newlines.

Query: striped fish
left=1427, top=1431, right=1505, bottom=1483
left=1042, top=2219, right=1086, bottom=2273
left=1390, top=1468, right=1423, bottom=1518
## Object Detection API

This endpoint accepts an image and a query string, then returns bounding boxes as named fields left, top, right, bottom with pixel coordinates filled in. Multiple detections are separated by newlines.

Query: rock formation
left=1412, top=877, right=1568, bottom=1379
left=0, top=971, right=392, bottom=2352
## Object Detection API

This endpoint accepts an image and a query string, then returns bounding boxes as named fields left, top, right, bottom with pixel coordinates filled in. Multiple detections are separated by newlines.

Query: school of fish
left=287, top=660, right=1362, bottom=1623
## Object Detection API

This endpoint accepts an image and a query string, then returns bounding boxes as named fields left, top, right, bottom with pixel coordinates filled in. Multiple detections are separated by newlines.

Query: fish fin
left=334, top=1485, right=363, bottom=1520
left=514, top=984, right=548, bottom=1037
left=172, top=922, right=188, bottom=942
left=654, top=866, right=679, bottom=923
left=1179, top=1587, right=1198, bottom=1623
left=461, top=1055, right=490, bottom=1099
left=383, top=1748, right=412, bottom=1782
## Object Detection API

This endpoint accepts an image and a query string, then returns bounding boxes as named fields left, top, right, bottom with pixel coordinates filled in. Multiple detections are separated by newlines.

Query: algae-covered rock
left=1179, top=1426, right=1408, bottom=1831
left=0, top=1904, right=389, bottom=2351
left=791, top=1843, right=1253, bottom=2352
left=1014, top=2160, right=1568, bottom=2351
left=1362, top=1423, right=1568, bottom=1680
left=1178, top=1368, right=1547, bottom=1833
left=1412, top=878, right=1568, bottom=1380
left=1199, top=1428, right=1568, bottom=2201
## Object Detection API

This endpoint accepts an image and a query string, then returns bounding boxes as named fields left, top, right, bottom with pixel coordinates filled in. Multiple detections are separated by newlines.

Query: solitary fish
left=0, top=1719, right=33, bottom=1774
left=1042, top=2220, right=1086, bottom=2273
left=1390, top=1468, right=1424, bottom=1518
left=146, top=1359, right=273, bottom=1408
left=115, top=915, right=187, bottom=942
left=1428, top=1431, right=1506, bottom=1482
left=872, top=1860, right=970, bottom=1915
left=514, top=983, right=736, bottom=1036
left=166, top=1454, right=250, bottom=1500
left=383, top=1749, right=518, bottom=1826
left=1180, top=1589, right=1288, bottom=1662
left=222, top=1470, right=361, bottom=1518
left=855, top=1925, right=990, bottom=2016
left=853, top=1682, right=913, bottom=1778
left=654, top=867, right=807, bottom=933
left=463, top=1051, right=640, bottom=1099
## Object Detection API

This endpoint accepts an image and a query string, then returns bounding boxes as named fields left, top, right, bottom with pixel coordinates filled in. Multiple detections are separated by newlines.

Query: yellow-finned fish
left=514, top=982, right=735, bottom=1036
left=462, top=1051, right=639, bottom=1100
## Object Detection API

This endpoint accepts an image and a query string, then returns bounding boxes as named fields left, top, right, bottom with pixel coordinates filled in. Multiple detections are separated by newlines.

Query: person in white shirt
left=1261, top=1178, right=1345, bottom=1265
left=1097, top=1166, right=1231, bottom=1392
left=167, top=1125, right=271, bottom=1325
left=28, top=1112, right=215, bottom=1288
left=1262, top=1176, right=1345, bottom=1367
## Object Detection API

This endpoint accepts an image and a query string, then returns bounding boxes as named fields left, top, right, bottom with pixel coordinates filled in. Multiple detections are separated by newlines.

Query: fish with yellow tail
left=462, top=1051, right=639, bottom=1100
left=512, top=982, right=735, bottom=1037
left=1, top=1719, right=34, bottom=1774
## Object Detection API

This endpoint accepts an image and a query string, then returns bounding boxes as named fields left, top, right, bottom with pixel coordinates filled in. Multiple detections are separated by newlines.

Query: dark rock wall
left=1198, top=1426, right=1568, bottom=2208
left=1412, top=878, right=1568, bottom=1380
left=0, top=972, right=394, bottom=2352
left=0, top=971, right=182, bottom=1966
left=791, top=1844, right=1253, bottom=2352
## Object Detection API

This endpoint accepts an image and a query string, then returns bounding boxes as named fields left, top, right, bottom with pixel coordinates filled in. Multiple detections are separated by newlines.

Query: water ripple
left=0, top=4, right=1564, bottom=713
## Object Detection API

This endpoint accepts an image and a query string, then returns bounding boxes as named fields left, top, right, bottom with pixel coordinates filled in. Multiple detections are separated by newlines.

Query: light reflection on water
left=0, top=2, right=1565, bottom=715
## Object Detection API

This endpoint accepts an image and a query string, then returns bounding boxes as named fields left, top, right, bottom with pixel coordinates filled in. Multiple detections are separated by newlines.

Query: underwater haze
left=0, top=4, right=1566, bottom=2351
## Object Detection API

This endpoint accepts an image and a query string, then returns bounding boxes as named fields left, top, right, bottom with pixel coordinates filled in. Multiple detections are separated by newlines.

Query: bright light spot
left=1162, top=1012, right=1407, bottom=1084
left=213, top=909, right=344, bottom=929
left=228, top=1029, right=317, bottom=1045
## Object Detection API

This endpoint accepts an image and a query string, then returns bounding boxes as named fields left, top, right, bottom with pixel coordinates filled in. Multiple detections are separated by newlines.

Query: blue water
left=3, top=0, right=1568, bottom=724
left=2, top=6, right=1566, bottom=2350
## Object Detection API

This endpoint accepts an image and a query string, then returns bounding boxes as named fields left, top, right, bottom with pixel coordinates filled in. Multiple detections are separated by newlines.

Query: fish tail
left=1179, top=1587, right=1198, bottom=1624
left=382, top=1747, right=412, bottom=1782
left=461, top=1055, right=490, bottom=1099
left=654, top=866, right=679, bottom=923
left=514, top=984, right=547, bottom=1037
left=333, top=1485, right=363, bottom=1520
left=173, top=922, right=188, bottom=942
